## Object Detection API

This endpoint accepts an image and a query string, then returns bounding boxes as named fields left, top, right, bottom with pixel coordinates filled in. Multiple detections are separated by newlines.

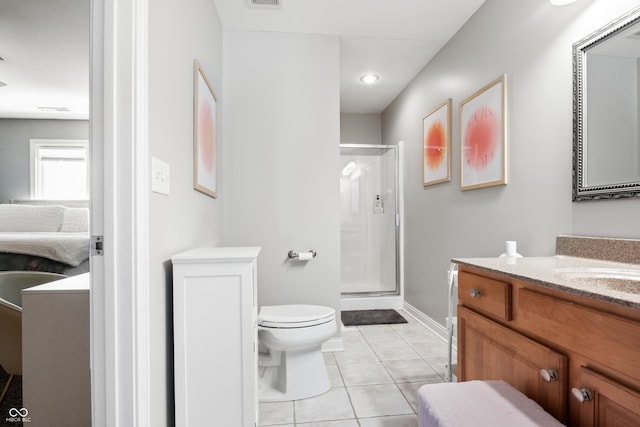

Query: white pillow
left=0, top=204, right=66, bottom=232
left=60, top=207, right=89, bottom=233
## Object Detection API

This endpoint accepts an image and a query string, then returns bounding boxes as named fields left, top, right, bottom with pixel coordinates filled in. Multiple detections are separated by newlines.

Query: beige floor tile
left=294, top=387, right=355, bottom=423
left=339, top=361, right=394, bottom=386
left=259, top=401, right=294, bottom=426
left=392, top=325, right=442, bottom=344
left=334, top=341, right=378, bottom=365
left=369, top=340, right=421, bottom=361
left=296, top=420, right=359, bottom=427
left=383, top=359, right=442, bottom=383
left=358, top=326, right=404, bottom=344
left=323, top=351, right=337, bottom=365
left=327, top=363, right=344, bottom=387
left=396, top=381, right=441, bottom=412
left=424, top=356, right=449, bottom=377
left=358, top=414, right=419, bottom=427
left=347, top=384, right=414, bottom=418
left=409, top=340, right=449, bottom=359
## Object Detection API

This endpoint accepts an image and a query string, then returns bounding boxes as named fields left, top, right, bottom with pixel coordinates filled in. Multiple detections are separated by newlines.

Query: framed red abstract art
left=459, top=75, right=507, bottom=191
left=422, top=99, right=451, bottom=186
left=194, top=60, right=218, bottom=198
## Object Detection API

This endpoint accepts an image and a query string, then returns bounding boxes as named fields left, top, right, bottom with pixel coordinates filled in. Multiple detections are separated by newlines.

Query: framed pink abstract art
left=422, top=99, right=451, bottom=186
left=459, top=75, right=507, bottom=191
left=194, top=60, right=218, bottom=198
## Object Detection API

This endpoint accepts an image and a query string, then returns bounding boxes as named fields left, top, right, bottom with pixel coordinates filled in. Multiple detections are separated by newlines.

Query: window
left=30, top=139, right=89, bottom=200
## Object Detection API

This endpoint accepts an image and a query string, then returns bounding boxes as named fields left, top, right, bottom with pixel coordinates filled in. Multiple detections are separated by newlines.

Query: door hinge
left=91, top=235, right=104, bottom=256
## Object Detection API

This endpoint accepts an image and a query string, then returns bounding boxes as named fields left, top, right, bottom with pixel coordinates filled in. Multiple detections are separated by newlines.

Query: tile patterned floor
left=259, top=310, right=452, bottom=426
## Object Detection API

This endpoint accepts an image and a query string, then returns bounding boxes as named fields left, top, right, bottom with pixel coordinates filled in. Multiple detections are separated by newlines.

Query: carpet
left=341, top=309, right=408, bottom=326
left=0, top=366, right=22, bottom=426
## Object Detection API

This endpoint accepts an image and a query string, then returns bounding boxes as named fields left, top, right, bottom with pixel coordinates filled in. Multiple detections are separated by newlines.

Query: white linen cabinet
left=172, top=247, right=260, bottom=427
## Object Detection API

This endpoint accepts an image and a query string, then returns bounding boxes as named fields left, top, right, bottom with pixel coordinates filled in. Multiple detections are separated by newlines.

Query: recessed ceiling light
left=360, top=74, right=379, bottom=84
left=550, top=0, right=576, bottom=5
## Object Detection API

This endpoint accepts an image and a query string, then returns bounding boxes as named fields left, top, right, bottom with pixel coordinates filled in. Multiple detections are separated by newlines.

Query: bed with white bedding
left=0, top=204, right=90, bottom=276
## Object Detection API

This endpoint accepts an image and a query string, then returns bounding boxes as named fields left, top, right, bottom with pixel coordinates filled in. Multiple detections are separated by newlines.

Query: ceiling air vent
left=248, top=0, right=282, bottom=9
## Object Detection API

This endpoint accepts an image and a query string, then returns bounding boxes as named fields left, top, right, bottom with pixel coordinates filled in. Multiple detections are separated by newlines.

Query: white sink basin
left=554, top=267, right=640, bottom=294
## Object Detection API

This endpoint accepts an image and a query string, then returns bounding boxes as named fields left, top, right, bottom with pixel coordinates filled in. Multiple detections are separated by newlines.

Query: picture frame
left=422, top=99, right=452, bottom=186
left=459, top=74, right=507, bottom=191
left=193, top=60, right=218, bottom=198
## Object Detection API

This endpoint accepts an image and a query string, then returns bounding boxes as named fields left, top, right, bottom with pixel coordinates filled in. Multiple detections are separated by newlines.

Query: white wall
left=222, top=30, right=341, bottom=317
left=341, top=113, right=382, bottom=145
left=382, top=0, right=640, bottom=326
left=148, top=0, right=223, bottom=424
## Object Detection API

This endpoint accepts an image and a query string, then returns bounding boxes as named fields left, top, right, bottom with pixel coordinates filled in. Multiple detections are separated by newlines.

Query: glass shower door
left=340, top=145, right=398, bottom=295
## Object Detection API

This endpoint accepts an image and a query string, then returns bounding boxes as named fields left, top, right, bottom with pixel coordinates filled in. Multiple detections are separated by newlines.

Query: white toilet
left=258, top=304, right=337, bottom=402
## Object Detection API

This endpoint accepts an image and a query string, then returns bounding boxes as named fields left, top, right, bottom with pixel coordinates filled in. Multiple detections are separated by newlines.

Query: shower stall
left=340, top=143, right=404, bottom=310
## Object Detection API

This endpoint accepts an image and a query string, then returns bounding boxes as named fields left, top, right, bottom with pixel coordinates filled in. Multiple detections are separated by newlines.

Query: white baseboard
left=402, top=301, right=457, bottom=350
left=340, top=295, right=403, bottom=311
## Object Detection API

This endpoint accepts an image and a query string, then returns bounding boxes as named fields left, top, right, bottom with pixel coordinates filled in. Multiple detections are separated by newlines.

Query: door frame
left=90, top=0, right=151, bottom=425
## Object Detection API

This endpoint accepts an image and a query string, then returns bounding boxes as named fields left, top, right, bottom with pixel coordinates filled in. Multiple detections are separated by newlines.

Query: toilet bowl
left=258, top=304, right=337, bottom=402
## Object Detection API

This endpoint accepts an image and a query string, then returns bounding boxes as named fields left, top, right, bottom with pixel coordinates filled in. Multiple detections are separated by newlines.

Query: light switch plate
left=151, top=156, right=170, bottom=195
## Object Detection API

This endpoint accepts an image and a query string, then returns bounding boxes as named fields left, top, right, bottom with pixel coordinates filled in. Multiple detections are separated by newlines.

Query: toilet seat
left=259, top=304, right=335, bottom=328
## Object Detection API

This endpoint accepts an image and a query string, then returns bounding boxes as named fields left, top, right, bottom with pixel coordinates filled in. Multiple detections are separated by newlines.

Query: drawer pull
left=540, top=369, right=558, bottom=382
left=469, top=288, right=482, bottom=298
left=571, top=387, right=593, bottom=403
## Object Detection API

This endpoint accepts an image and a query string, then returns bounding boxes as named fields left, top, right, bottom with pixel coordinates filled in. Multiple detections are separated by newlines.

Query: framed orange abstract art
left=460, top=75, right=507, bottom=191
left=194, top=60, right=218, bottom=198
left=422, top=99, right=451, bottom=186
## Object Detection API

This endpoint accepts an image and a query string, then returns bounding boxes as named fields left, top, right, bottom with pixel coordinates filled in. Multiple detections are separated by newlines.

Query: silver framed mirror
left=573, top=6, right=640, bottom=201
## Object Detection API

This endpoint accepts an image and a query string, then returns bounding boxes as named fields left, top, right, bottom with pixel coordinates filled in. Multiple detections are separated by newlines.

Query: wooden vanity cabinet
left=457, top=266, right=640, bottom=427
left=575, top=367, right=640, bottom=426
left=458, top=306, right=568, bottom=422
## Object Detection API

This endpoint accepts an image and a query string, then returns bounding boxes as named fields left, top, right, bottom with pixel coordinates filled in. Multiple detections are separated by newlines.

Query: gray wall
left=382, top=0, right=640, bottom=326
left=341, top=113, right=382, bottom=145
left=0, top=119, right=89, bottom=203
left=148, top=0, right=224, bottom=424
left=222, top=30, right=341, bottom=319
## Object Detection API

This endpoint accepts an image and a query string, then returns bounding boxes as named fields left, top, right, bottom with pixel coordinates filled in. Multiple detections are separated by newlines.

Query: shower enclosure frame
left=340, top=142, right=404, bottom=311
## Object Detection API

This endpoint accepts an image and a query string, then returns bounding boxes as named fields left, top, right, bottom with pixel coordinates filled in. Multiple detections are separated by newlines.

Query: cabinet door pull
left=469, top=288, right=481, bottom=298
left=540, top=369, right=559, bottom=382
left=571, top=387, right=593, bottom=403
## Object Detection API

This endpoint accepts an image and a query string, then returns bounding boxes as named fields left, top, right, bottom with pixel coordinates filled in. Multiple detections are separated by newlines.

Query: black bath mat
left=341, top=309, right=408, bottom=326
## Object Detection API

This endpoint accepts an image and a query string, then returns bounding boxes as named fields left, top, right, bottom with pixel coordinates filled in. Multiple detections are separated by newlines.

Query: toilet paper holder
left=287, top=250, right=317, bottom=260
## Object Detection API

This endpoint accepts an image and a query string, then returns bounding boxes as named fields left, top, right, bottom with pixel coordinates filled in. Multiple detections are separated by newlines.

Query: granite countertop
left=452, top=255, right=640, bottom=311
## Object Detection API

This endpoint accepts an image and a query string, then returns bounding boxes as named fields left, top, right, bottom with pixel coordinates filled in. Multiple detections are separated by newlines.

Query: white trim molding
left=91, top=0, right=151, bottom=425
